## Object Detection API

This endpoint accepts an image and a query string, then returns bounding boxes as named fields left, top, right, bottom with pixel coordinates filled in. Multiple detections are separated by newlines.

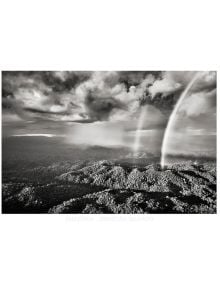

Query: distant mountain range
left=2, top=159, right=216, bottom=213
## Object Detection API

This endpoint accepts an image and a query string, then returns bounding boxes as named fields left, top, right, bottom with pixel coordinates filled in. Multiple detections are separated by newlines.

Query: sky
left=2, top=71, right=216, bottom=157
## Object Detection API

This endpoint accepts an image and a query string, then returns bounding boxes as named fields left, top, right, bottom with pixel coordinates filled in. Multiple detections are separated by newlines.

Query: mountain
left=2, top=159, right=216, bottom=214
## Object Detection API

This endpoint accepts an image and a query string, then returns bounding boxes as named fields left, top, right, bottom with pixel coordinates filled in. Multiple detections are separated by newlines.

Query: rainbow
left=133, top=106, right=147, bottom=154
left=160, top=72, right=201, bottom=169
left=133, top=72, right=202, bottom=166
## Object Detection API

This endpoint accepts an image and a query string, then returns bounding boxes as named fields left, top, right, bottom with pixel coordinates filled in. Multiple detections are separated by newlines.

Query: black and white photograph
left=2, top=71, right=216, bottom=213
left=0, top=1, right=219, bottom=290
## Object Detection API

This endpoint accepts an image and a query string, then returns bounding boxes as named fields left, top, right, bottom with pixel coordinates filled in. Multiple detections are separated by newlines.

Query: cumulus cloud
left=148, top=71, right=216, bottom=98
left=2, top=71, right=161, bottom=122
left=71, top=71, right=157, bottom=122
left=149, top=75, right=182, bottom=97
left=179, top=89, right=216, bottom=117
left=2, top=71, right=216, bottom=129
left=2, top=71, right=216, bottom=154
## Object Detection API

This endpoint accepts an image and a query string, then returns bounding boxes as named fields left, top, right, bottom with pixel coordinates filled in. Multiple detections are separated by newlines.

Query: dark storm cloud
left=2, top=71, right=217, bottom=155
left=2, top=71, right=93, bottom=119
left=85, top=89, right=126, bottom=121
left=139, top=90, right=178, bottom=113
left=118, top=71, right=162, bottom=90
left=40, top=71, right=92, bottom=92
left=2, top=71, right=156, bottom=122
left=2, top=71, right=92, bottom=94
left=2, top=71, right=216, bottom=126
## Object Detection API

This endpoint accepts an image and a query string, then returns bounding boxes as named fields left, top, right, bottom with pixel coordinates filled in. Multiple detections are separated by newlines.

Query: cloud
left=148, top=71, right=216, bottom=97
left=2, top=71, right=92, bottom=120
left=179, top=89, right=216, bottom=117
left=2, top=71, right=159, bottom=123
left=2, top=113, right=24, bottom=123
left=149, top=75, right=182, bottom=97
left=67, top=71, right=157, bottom=122
left=2, top=71, right=216, bottom=158
left=84, top=88, right=126, bottom=121
left=2, top=71, right=216, bottom=129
